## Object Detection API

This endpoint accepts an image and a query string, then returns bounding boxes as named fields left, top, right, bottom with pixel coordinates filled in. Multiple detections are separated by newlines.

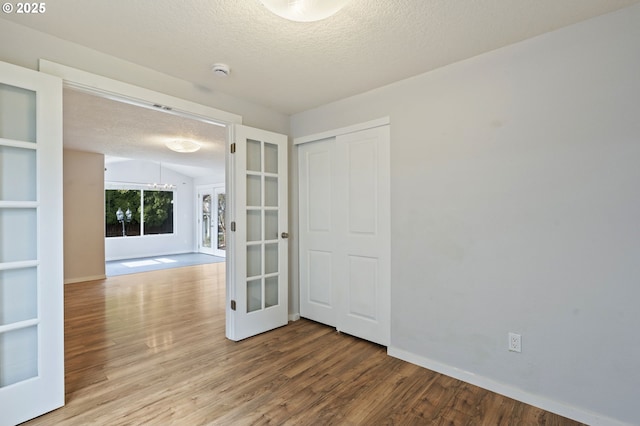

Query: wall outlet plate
left=509, top=332, right=522, bottom=352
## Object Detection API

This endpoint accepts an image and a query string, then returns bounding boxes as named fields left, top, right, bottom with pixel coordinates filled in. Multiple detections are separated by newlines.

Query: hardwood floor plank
left=22, top=263, right=584, bottom=425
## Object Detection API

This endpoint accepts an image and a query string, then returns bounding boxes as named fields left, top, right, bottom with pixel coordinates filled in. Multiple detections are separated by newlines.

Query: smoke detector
left=212, top=63, right=230, bottom=77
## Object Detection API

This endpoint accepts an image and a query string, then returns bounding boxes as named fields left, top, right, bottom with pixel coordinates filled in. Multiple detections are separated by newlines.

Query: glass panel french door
left=0, top=61, right=64, bottom=425
left=226, top=125, right=288, bottom=341
left=199, top=191, right=215, bottom=255
left=214, top=187, right=226, bottom=257
left=198, top=186, right=226, bottom=258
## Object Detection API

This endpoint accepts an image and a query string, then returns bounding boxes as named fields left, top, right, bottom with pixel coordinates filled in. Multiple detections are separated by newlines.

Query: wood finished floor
left=24, top=263, right=583, bottom=425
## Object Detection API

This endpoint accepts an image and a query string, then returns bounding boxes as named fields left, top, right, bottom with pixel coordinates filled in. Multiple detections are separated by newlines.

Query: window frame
left=105, top=183, right=176, bottom=238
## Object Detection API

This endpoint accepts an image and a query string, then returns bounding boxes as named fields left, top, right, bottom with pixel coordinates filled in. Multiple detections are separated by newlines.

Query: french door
left=226, top=125, right=288, bottom=341
left=197, top=185, right=226, bottom=257
left=0, top=61, right=64, bottom=425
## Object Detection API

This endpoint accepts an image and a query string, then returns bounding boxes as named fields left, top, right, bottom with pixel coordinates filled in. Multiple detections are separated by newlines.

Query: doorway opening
left=61, top=85, right=231, bottom=278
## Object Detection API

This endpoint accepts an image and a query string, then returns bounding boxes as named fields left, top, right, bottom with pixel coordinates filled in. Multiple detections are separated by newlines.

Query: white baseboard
left=64, top=274, right=107, bottom=285
left=288, top=313, right=301, bottom=322
left=387, top=346, right=627, bottom=426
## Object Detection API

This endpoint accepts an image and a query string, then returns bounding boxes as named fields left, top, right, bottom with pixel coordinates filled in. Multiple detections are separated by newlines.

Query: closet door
left=299, top=138, right=337, bottom=326
left=298, top=125, right=390, bottom=346
left=334, top=126, right=390, bottom=346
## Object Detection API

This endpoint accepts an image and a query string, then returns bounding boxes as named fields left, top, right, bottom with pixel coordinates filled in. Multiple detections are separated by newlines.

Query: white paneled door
left=0, top=61, right=64, bottom=425
left=298, top=138, right=337, bottom=327
left=299, top=125, right=390, bottom=346
left=226, top=125, right=288, bottom=341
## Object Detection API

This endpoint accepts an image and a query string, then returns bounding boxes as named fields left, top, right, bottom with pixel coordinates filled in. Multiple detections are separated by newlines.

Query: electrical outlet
left=508, top=332, right=522, bottom=353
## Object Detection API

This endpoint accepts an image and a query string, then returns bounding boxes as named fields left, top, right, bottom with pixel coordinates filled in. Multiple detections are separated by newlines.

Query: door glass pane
left=265, top=210, right=278, bottom=241
left=0, top=208, right=37, bottom=263
left=246, top=175, right=261, bottom=207
left=0, top=268, right=37, bottom=325
left=247, top=279, right=262, bottom=313
left=265, top=177, right=278, bottom=207
left=0, top=146, right=36, bottom=201
left=247, top=210, right=262, bottom=242
left=0, top=83, right=36, bottom=143
left=247, top=244, right=262, bottom=278
left=246, top=139, right=261, bottom=172
left=202, top=194, right=212, bottom=248
left=217, top=193, right=226, bottom=250
left=265, top=243, right=278, bottom=275
left=264, top=142, right=278, bottom=174
left=265, top=276, right=278, bottom=308
left=0, top=325, right=38, bottom=387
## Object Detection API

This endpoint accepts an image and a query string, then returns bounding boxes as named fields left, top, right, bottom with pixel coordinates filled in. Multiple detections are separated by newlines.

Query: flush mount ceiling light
left=260, top=0, right=350, bottom=22
left=165, top=139, right=201, bottom=153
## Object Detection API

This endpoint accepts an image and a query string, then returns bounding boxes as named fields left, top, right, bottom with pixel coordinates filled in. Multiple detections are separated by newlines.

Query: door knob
left=281, top=232, right=289, bottom=239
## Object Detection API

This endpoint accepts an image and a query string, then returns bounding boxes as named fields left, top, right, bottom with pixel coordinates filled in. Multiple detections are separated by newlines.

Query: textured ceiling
left=4, top=0, right=639, bottom=178
left=63, top=89, right=227, bottom=179
left=2, top=0, right=638, bottom=115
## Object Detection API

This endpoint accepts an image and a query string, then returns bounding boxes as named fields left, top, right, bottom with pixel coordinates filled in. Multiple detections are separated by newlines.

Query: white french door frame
left=195, top=184, right=226, bottom=257
left=225, top=124, right=289, bottom=341
left=0, top=61, right=64, bottom=426
left=213, top=186, right=227, bottom=257
left=39, top=60, right=289, bottom=344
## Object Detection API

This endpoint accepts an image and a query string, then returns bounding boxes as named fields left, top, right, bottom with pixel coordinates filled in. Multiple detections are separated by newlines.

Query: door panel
left=347, top=255, right=378, bottom=320
left=0, top=61, right=64, bottom=426
left=298, top=126, right=390, bottom=346
left=336, top=126, right=390, bottom=346
left=226, top=125, right=288, bottom=341
left=299, top=139, right=337, bottom=326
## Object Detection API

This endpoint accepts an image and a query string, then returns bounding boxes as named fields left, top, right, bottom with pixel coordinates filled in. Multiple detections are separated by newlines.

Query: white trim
left=0, top=138, right=38, bottom=150
left=0, top=260, right=39, bottom=271
left=387, top=346, right=630, bottom=426
left=0, top=319, right=39, bottom=334
left=288, top=313, right=301, bottom=322
left=225, top=126, right=235, bottom=339
left=38, top=60, right=243, bottom=126
left=0, top=201, right=39, bottom=209
left=64, top=275, right=107, bottom=285
left=293, top=117, right=390, bottom=145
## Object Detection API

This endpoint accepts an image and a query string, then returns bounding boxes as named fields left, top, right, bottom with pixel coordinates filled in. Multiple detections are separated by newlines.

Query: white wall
left=104, top=159, right=195, bottom=260
left=193, top=175, right=224, bottom=187
left=291, top=5, right=640, bottom=425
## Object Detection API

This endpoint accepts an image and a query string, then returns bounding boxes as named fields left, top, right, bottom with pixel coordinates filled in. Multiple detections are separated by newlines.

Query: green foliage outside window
left=105, top=189, right=173, bottom=237
left=144, top=191, right=174, bottom=234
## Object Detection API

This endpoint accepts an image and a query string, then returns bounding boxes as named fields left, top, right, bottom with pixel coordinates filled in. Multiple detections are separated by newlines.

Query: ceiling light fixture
left=260, top=0, right=350, bottom=22
left=165, top=139, right=201, bottom=153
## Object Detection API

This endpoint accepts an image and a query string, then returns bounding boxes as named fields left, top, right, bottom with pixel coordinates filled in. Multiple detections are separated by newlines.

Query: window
left=105, top=189, right=174, bottom=237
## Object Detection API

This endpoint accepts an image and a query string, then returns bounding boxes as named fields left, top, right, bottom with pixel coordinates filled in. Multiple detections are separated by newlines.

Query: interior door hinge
left=230, top=143, right=236, bottom=154
left=231, top=221, right=236, bottom=232
left=230, top=300, right=236, bottom=311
